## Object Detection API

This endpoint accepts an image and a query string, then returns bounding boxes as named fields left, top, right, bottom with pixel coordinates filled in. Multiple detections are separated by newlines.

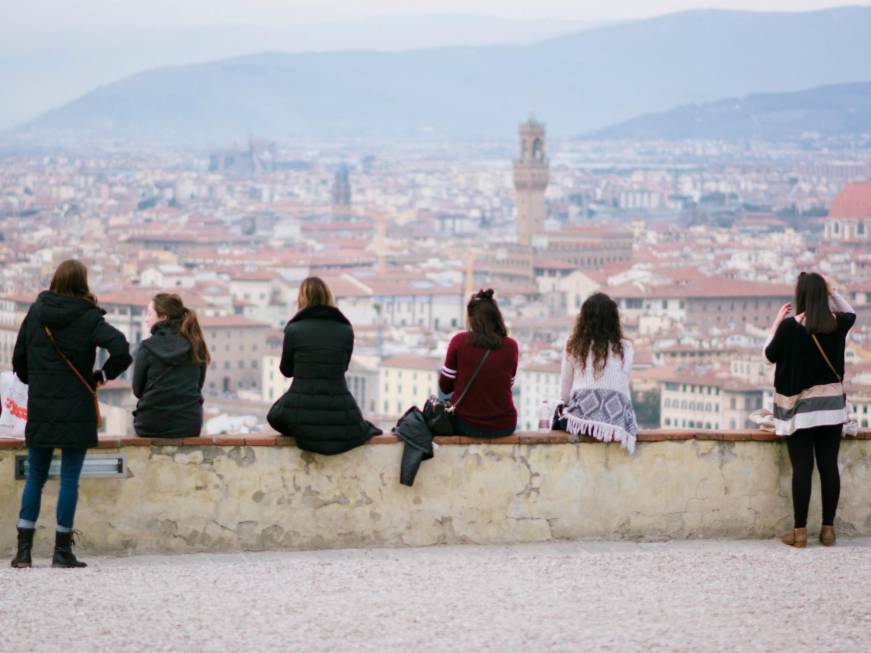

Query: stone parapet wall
left=1, top=430, right=869, bottom=556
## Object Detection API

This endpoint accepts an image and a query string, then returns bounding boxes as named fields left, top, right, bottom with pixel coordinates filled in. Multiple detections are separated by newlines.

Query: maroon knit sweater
left=438, top=332, right=518, bottom=431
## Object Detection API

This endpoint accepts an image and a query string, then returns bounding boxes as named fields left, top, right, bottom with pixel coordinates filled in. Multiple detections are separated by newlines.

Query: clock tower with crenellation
left=512, top=116, right=549, bottom=246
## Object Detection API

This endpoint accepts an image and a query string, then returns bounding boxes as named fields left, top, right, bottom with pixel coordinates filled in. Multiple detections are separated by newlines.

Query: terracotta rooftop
left=199, top=316, right=271, bottom=328
left=231, top=271, right=277, bottom=282
left=829, top=182, right=871, bottom=219
left=611, top=278, right=792, bottom=300
left=521, top=361, right=562, bottom=374
left=380, top=355, right=442, bottom=371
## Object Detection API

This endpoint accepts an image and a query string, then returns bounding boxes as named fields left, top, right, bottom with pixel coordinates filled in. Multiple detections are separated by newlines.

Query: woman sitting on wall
left=556, top=292, right=637, bottom=453
left=11, top=259, right=132, bottom=569
left=132, top=293, right=209, bottom=438
left=267, top=277, right=381, bottom=454
left=765, top=272, right=855, bottom=548
left=438, top=289, right=519, bottom=437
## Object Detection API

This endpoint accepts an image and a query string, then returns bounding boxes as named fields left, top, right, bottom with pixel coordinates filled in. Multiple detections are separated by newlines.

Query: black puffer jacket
left=132, top=319, right=206, bottom=438
left=267, top=305, right=380, bottom=454
left=12, top=291, right=132, bottom=448
left=392, top=406, right=434, bottom=487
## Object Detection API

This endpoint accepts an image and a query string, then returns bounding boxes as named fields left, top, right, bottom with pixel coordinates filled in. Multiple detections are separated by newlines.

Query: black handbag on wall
left=424, top=349, right=491, bottom=435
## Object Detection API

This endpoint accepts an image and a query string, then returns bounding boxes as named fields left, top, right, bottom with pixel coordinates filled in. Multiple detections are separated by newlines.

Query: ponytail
left=179, top=307, right=211, bottom=365
left=152, top=293, right=211, bottom=365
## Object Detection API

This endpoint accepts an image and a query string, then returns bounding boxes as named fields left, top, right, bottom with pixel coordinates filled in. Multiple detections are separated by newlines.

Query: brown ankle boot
left=782, top=527, right=807, bottom=548
left=819, top=525, right=836, bottom=546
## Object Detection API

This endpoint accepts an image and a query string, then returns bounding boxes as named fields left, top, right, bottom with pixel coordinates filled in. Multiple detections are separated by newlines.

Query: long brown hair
left=467, top=289, right=507, bottom=349
left=297, top=276, right=334, bottom=311
left=566, top=293, right=624, bottom=377
left=49, top=259, right=98, bottom=305
left=152, top=293, right=211, bottom=365
left=795, top=272, right=836, bottom=334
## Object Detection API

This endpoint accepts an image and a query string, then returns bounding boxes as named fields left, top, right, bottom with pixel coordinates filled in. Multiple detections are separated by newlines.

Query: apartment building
left=202, top=316, right=271, bottom=394
left=322, top=273, right=465, bottom=332
left=613, top=279, right=791, bottom=330
left=347, top=356, right=380, bottom=417
left=379, top=356, right=441, bottom=418
left=260, top=353, right=285, bottom=404
left=659, top=371, right=764, bottom=430
left=516, top=361, right=561, bottom=431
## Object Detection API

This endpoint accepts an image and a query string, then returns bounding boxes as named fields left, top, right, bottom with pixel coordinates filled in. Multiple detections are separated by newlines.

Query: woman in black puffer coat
left=11, top=260, right=132, bottom=569
left=133, top=293, right=209, bottom=438
left=267, top=277, right=380, bottom=454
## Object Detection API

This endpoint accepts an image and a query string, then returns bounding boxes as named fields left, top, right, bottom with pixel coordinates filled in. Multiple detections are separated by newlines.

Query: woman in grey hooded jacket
left=133, top=294, right=209, bottom=438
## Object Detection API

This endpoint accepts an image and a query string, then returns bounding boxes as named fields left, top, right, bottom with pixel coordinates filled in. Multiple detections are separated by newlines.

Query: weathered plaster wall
left=1, top=434, right=869, bottom=556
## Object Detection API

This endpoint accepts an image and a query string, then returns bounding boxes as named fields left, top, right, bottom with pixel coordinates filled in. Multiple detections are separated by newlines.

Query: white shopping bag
left=0, top=371, right=27, bottom=439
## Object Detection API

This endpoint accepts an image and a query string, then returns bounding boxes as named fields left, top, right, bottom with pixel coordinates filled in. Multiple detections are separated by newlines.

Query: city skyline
left=1, top=122, right=869, bottom=435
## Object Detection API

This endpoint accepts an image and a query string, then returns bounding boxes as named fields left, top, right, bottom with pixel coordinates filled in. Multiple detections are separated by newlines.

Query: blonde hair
left=297, top=277, right=334, bottom=311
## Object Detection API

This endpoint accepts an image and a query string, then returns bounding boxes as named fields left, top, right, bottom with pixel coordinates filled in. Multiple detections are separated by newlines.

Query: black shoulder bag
left=424, top=349, right=491, bottom=436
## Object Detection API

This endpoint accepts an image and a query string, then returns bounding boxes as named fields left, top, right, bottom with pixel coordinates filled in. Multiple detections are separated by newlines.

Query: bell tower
left=513, top=116, right=549, bottom=246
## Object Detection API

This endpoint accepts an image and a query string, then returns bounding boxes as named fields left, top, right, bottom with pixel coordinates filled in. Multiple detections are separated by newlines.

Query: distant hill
left=8, top=7, right=871, bottom=146
left=0, top=14, right=596, bottom=130
left=591, top=83, right=871, bottom=140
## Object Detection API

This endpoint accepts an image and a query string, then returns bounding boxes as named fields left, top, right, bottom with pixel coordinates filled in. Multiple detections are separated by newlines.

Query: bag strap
left=43, top=326, right=98, bottom=399
left=810, top=333, right=842, bottom=383
left=44, top=326, right=103, bottom=429
left=450, top=349, right=491, bottom=411
left=43, top=326, right=102, bottom=428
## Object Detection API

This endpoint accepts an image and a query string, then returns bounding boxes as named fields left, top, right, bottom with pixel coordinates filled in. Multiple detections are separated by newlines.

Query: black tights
left=786, top=424, right=842, bottom=529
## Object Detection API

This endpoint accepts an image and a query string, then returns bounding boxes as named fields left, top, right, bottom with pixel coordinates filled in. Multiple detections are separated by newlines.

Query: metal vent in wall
left=14, top=454, right=127, bottom=480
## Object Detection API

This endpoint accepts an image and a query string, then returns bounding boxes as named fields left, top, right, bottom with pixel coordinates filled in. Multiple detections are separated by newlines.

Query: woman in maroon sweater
left=438, top=289, right=519, bottom=437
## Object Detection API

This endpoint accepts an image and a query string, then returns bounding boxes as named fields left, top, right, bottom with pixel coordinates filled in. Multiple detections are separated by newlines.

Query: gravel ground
left=2, top=539, right=871, bottom=653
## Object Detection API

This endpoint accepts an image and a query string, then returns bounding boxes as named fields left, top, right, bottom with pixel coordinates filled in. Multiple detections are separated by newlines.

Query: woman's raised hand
left=773, top=303, right=792, bottom=328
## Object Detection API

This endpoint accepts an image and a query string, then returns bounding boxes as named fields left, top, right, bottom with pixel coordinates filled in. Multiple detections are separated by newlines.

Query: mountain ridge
left=8, top=6, right=871, bottom=146
left=591, top=82, right=871, bottom=141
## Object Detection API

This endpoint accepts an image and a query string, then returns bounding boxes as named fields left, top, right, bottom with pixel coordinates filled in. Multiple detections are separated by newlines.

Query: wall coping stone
left=0, top=429, right=868, bottom=450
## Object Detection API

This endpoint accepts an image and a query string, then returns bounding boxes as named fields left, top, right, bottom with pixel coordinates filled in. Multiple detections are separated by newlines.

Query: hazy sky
left=5, top=0, right=871, bottom=32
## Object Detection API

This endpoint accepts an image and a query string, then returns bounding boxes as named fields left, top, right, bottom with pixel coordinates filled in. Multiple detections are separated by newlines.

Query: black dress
left=267, top=305, right=380, bottom=454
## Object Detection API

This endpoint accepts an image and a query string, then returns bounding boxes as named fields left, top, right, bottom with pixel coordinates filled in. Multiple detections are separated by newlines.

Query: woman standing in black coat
left=10, top=260, right=132, bottom=568
left=267, top=277, right=380, bottom=454
left=133, top=293, right=209, bottom=438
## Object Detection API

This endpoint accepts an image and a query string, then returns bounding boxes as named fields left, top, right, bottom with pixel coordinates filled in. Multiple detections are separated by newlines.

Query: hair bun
left=474, top=288, right=495, bottom=301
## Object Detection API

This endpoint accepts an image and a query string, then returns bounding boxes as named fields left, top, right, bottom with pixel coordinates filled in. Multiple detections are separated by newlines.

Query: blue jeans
left=18, top=447, right=87, bottom=532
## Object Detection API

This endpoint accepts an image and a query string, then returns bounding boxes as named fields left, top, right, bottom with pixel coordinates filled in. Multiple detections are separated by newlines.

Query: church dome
left=829, top=182, right=871, bottom=219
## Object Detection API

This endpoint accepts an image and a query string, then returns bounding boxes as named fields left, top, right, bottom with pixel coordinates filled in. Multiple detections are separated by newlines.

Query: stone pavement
left=2, top=539, right=870, bottom=652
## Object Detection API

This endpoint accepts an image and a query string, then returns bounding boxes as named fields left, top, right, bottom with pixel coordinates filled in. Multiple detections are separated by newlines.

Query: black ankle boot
left=10, top=527, right=35, bottom=568
left=52, top=531, right=87, bottom=568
